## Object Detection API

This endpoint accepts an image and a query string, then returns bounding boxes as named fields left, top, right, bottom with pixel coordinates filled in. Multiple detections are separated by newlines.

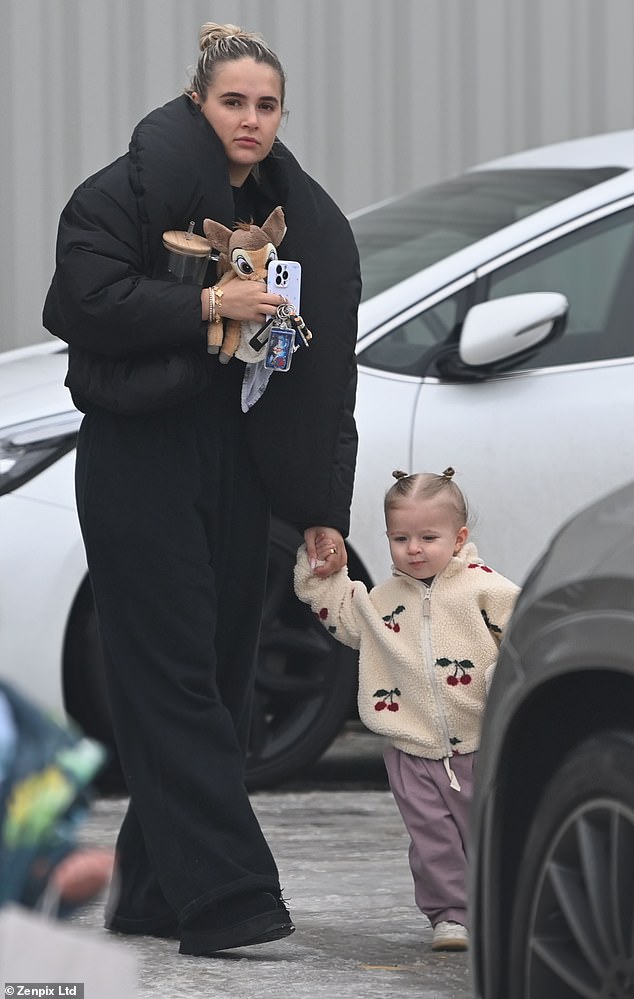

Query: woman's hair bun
left=199, top=22, right=243, bottom=50
left=392, top=469, right=409, bottom=481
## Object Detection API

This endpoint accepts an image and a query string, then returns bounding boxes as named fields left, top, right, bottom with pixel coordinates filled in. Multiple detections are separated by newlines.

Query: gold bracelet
left=207, top=287, right=215, bottom=324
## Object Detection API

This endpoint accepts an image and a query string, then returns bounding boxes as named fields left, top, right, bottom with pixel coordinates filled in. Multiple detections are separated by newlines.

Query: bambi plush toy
left=203, top=206, right=287, bottom=364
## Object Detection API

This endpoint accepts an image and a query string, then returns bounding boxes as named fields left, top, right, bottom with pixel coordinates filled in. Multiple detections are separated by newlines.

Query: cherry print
left=382, top=604, right=405, bottom=631
left=468, top=562, right=493, bottom=573
left=436, top=657, right=475, bottom=686
left=373, top=687, right=401, bottom=712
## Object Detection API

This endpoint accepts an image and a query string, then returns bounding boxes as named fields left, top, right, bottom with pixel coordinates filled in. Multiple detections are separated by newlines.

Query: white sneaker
left=431, top=920, right=469, bottom=951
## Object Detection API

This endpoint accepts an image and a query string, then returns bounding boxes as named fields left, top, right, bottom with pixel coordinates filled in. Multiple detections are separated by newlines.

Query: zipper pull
left=423, top=589, right=431, bottom=617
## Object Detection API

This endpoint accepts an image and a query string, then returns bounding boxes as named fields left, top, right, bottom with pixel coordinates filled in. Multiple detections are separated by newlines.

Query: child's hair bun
left=442, top=467, right=455, bottom=479
left=392, top=469, right=409, bottom=481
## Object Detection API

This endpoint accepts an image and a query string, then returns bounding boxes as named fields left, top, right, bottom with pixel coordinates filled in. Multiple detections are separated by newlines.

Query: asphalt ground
left=5, top=724, right=474, bottom=999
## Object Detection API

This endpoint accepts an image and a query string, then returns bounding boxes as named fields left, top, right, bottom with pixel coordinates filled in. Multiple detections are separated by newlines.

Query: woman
left=43, top=22, right=360, bottom=958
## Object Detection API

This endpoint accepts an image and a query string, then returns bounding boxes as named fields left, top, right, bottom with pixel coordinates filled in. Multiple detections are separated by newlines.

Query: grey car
left=470, top=480, right=634, bottom=999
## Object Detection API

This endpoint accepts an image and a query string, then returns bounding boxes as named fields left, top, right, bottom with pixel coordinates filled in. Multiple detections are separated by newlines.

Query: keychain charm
left=249, top=316, right=276, bottom=352
left=249, top=302, right=313, bottom=369
left=264, top=328, right=295, bottom=371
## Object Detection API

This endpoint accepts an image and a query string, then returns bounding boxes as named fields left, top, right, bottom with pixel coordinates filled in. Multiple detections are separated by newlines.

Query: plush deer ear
left=260, top=206, right=287, bottom=248
left=203, top=218, right=233, bottom=254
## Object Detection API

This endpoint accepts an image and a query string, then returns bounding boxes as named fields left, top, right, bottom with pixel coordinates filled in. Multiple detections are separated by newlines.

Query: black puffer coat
left=43, top=96, right=361, bottom=535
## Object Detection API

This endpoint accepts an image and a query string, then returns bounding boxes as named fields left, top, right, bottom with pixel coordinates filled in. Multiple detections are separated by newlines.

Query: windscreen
left=350, top=167, right=624, bottom=300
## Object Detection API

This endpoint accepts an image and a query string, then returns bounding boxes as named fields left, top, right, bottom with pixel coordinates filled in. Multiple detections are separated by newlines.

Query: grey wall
left=2, top=0, right=634, bottom=351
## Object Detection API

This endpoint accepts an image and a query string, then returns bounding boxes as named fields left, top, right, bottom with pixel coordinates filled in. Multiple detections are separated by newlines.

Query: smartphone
left=267, top=259, right=301, bottom=313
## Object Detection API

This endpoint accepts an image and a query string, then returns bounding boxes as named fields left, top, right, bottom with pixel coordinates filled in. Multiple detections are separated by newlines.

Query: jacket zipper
left=421, top=583, right=462, bottom=791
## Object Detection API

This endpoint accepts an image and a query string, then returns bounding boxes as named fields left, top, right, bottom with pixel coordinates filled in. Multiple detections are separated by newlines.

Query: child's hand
left=304, top=526, right=347, bottom=577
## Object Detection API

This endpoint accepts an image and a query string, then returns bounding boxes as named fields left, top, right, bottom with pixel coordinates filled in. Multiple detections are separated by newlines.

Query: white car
left=2, top=130, right=634, bottom=788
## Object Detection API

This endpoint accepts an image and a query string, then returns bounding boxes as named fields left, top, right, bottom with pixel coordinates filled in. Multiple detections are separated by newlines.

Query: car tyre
left=508, top=731, right=634, bottom=998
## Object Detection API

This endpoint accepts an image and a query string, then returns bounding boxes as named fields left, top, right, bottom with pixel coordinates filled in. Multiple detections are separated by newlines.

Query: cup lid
left=162, top=230, right=210, bottom=257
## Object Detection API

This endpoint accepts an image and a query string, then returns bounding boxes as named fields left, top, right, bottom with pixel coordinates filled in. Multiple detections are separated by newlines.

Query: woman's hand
left=304, top=527, right=347, bottom=578
left=202, top=279, right=287, bottom=324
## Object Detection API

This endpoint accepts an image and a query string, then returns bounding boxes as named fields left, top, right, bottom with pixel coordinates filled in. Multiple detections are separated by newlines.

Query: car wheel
left=245, top=518, right=358, bottom=789
left=64, top=519, right=358, bottom=792
left=509, top=731, right=634, bottom=998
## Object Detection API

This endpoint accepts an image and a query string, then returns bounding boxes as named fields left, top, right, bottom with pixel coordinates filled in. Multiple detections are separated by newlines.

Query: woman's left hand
left=304, top=526, right=347, bottom=577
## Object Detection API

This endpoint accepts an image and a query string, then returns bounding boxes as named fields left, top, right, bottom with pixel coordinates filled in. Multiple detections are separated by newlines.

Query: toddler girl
left=294, top=468, right=520, bottom=951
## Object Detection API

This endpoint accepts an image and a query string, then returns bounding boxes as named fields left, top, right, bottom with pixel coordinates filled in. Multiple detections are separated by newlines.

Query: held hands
left=304, top=527, right=347, bottom=578
left=201, top=280, right=286, bottom=323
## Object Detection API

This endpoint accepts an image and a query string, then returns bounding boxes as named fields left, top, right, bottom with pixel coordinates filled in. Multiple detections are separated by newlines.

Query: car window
left=358, top=288, right=469, bottom=375
left=485, top=205, right=634, bottom=368
left=350, top=167, right=624, bottom=300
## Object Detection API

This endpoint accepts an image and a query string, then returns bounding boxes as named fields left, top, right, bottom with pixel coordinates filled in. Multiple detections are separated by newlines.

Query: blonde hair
left=384, top=467, right=469, bottom=527
left=186, top=22, right=286, bottom=108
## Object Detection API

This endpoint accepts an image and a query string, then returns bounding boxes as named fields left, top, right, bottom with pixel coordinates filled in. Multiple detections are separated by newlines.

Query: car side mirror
left=458, top=292, right=568, bottom=367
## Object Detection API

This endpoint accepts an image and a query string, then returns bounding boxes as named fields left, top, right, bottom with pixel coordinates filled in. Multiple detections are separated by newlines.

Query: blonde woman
left=44, top=22, right=360, bottom=957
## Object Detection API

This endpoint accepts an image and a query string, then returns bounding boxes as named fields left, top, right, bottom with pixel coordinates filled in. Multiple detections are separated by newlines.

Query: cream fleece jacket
left=294, top=542, right=520, bottom=761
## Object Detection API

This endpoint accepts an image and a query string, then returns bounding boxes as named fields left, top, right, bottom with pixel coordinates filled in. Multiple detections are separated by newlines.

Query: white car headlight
left=0, top=412, right=82, bottom=496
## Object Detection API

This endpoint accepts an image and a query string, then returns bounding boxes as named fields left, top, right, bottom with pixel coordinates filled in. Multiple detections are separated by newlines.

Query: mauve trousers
left=383, top=744, right=476, bottom=929
left=75, top=364, right=280, bottom=930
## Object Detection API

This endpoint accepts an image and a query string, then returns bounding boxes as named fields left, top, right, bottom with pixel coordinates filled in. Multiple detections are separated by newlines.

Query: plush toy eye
left=233, top=253, right=254, bottom=276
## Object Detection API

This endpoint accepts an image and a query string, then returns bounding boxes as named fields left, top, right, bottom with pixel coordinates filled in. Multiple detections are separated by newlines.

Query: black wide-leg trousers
left=75, top=372, right=280, bottom=929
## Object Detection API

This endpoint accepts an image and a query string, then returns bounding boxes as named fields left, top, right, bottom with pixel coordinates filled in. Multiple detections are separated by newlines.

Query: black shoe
left=179, top=892, right=295, bottom=956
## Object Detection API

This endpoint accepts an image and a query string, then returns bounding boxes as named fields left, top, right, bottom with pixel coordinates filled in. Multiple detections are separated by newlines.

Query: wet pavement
left=5, top=726, right=474, bottom=998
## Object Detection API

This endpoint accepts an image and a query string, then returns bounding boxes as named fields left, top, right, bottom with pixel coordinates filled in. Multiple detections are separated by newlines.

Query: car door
left=409, top=198, right=634, bottom=584
left=350, top=278, right=475, bottom=584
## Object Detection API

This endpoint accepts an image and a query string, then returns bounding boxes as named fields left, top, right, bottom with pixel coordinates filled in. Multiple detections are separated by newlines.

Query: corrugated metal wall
left=2, top=0, right=634, bottom=351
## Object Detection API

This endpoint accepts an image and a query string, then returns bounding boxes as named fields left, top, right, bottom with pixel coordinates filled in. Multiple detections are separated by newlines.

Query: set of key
left=249, top=303, right=312, bottom=354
